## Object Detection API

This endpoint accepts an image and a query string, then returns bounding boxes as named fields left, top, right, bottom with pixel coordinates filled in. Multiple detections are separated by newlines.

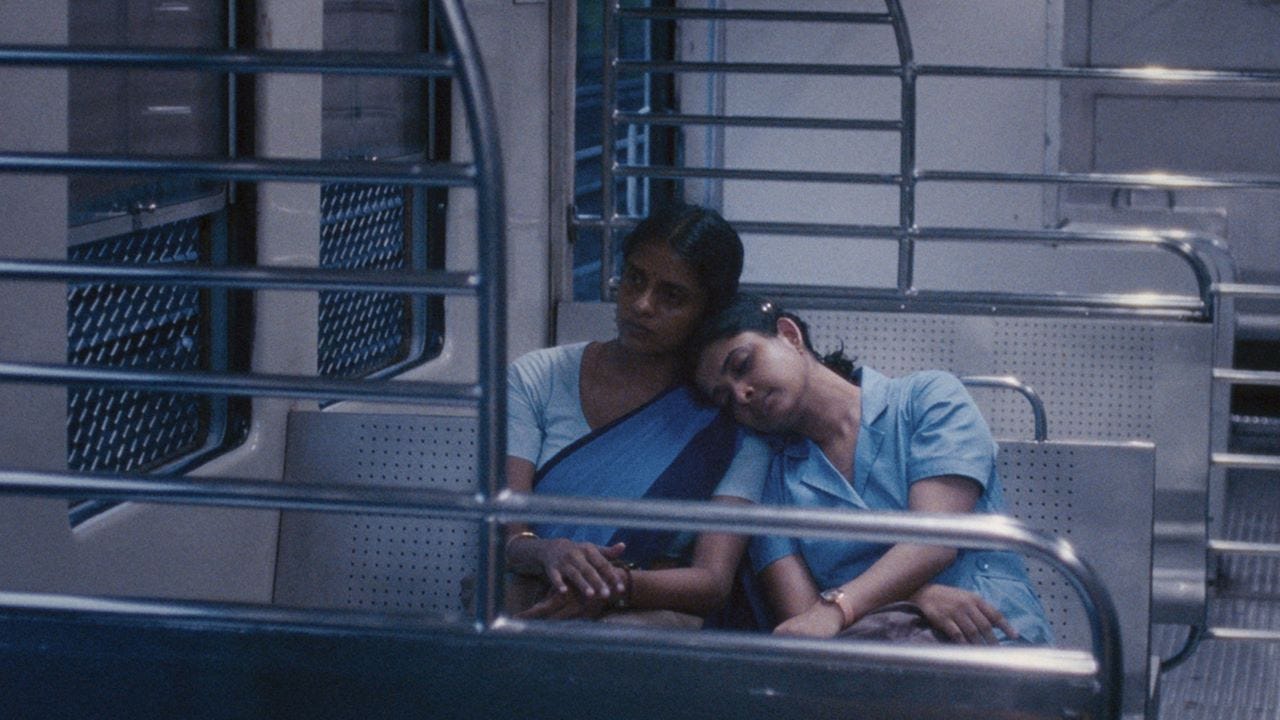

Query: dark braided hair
left=690, top=292, right=859, bottom=383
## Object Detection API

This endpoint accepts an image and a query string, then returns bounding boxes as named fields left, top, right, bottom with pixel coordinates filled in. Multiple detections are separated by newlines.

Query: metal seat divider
left=959, top=376, right=1048, bottom=441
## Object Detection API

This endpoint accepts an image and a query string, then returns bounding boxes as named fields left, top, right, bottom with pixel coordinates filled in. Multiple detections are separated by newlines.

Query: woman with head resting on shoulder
left=503, top=202, right=770, bottom=628
left=692, top=293, right=1054, bottom=644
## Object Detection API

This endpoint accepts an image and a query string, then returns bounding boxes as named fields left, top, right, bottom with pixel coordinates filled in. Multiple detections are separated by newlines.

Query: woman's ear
left=776, top=316, right=806, bottom=352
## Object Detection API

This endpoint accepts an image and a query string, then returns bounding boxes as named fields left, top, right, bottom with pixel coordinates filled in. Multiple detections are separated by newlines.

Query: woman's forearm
left=628, top=528, right=748, bottom=615
left=836, top=543, right=957, bottom=624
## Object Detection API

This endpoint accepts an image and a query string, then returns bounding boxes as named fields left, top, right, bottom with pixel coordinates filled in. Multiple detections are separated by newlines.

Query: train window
left=65, top=1, right=248, bottom=525
left=571, top=0, right=677, bottom=300
left=319, top=0, right=449, bottom=378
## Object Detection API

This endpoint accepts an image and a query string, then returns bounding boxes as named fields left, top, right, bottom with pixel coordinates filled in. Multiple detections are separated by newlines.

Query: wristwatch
left=818, top=587, right=854, bottom=627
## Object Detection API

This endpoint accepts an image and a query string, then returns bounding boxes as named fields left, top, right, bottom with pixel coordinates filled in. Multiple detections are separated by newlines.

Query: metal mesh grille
left=67, top=217, right=209, bottom=473
left=318, top=183, right=411, bottom=377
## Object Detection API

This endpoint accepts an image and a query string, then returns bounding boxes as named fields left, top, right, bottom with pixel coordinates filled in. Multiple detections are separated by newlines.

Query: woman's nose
left=630, top=287, right=655, bottom=315
left=732, top=382, right=753, bottom=405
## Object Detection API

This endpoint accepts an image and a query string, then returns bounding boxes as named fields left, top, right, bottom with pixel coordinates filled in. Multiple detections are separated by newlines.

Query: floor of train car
left=1154, top=468, right=1280, bottom=720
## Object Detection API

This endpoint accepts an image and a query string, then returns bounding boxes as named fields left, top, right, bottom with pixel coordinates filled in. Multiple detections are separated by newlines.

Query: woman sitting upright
left=504, top=203, right=767, bottom=626
left=692, top=294, right=1053, bottom=644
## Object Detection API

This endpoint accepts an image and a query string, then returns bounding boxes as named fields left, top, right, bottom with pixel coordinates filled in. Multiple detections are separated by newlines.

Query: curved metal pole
left=885, top=0, right=916, bottom=294
left=960, top=375, right=1048, bottom=441
left=434, top=0, right=508, bottom=631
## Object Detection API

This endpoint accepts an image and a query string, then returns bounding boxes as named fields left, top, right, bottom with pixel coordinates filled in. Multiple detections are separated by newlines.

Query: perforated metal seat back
left=272, top=411, right=480, bottom=616
left=998, top=440, right=1155, bottom=715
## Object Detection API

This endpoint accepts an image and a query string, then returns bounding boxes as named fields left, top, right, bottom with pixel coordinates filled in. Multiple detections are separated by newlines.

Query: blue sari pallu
left=532, top=386, right=739, bottom=569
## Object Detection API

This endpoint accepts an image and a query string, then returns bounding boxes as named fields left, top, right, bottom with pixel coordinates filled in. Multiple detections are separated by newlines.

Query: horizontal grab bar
left=613, top=111, right=902, bottom=132
left=1213, top=368, right=1280, bottom=387
left=918, top=169, right=1280, bottom=192
left=615, top=163, right=899, bottom=185
left=918, top=63, right=1280, bottom=84
left=741, top=284, right=1205, bottom=316
left=0, top=152, right=476, bottom=186
left=576, top=217, right=1225, bottom=319
left=1211, top=453, right=1280, bottom=471
left=0, top=362, right=481, bottom=406
left=0, top=44, right=453, bottom=76
left=617, top=60, right=902, bottom=78
left=1208, top=539, right=1280, bottom=558
left=618, top=8, right=894, bottom=25
left=1205, top=627, right=1280, bottom=643
left=0, top=260, right=481, bottom=295
left=1213, top=282, right=1280, bottom=300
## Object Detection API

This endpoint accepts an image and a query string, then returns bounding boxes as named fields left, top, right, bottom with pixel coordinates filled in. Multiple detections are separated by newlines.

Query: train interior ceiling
left=0, top=1, right=1277, bottom=719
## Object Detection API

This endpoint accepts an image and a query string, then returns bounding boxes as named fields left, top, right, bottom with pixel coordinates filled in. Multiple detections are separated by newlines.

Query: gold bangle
left=505, top=530, right=538, bottom=554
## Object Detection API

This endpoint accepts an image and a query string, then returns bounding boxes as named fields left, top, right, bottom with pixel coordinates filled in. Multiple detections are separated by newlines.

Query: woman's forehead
left=627, top=240, right=696, bottom=282
left=696, top=332, right=759, bottom=377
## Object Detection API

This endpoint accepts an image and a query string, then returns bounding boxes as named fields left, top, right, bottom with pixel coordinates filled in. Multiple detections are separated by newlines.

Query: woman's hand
left=517, top=537, right=628, bottom=600
left=912, top=583, right=1016, bottom=644
left=772, top=599, right=845, bottom=638
left=515, top=586, right=609, bottom=621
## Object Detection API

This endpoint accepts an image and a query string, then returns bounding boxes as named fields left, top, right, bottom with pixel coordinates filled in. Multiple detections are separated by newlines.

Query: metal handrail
left=0, top=44, right=453, bottom=76
left=1214, top=283, right=1280, bottom=300
left=1208, top=539, right=1280, bottom=558
left=576, top=215, right=1227, bottom=318
left=0, top=362, right=481, bottom=407
left=618, top=8, right=894, bottom=25
left=917, top=169, right=1280, bottom=192
left=0, top=466, right=1123, bottom=720
left=0, top=261, right=479, bottom=294
left=0, top=152, right=474, bottom=186
left=1213, top=368, right=1280, bottom=387
left=1211, top=453, right=1280, bottom=471
left=917, top=63, right=1280, bottom=84
left=614, top=110, right=902, bottom=131
left=960, top=376, right=1048, bottom=441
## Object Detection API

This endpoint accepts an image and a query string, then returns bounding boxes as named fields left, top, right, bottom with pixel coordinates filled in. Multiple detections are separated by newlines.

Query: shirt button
left=978, top=560, right=990, bottom=571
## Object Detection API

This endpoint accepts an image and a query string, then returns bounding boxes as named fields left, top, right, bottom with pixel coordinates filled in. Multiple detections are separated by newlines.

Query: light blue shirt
left=506, top=342, right=767, bottom=502
left=752, top=367, right=1053, bottom=644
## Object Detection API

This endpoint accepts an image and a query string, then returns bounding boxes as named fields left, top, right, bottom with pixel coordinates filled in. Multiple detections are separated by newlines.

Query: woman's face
left=694, top=321, right=810, bottom=433
left=614, top=239, right=708, bottom=357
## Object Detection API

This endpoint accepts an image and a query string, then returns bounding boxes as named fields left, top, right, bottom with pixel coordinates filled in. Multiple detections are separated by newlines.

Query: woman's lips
left=618, top=318, right=653, bottom=339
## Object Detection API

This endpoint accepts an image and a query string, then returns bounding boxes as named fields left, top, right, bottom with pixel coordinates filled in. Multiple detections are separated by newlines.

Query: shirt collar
left=856, top=366, right=891, bottom=428
left=776, top=366, right=891, bottom=459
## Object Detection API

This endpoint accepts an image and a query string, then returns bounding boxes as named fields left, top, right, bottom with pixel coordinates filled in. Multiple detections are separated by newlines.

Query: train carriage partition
left=0, top=3, right=1130, bottom=719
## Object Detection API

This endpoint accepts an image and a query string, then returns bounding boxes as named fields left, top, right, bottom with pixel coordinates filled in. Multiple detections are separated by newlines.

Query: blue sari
left=532, top=385, right=739, bottom=569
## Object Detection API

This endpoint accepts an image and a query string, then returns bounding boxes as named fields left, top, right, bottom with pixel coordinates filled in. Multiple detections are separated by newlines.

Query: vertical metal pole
left=599, top=0, right=620, bottom=299
left=227, top=0, right=237, bottom=205
left=435, top=0, right=507, bottom=630
left=886, top=0, right=916, bottom=294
